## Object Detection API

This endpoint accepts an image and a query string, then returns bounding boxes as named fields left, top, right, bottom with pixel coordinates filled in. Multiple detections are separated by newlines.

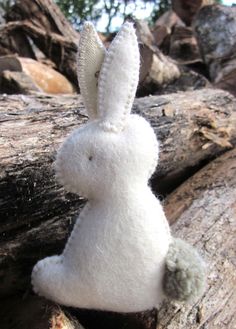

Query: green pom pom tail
left=163, top=238, right=206, bottom=301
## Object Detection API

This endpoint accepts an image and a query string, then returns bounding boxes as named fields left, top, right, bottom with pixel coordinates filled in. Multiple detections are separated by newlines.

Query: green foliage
left=149, top=0, right=171, bottom=24
left=54, top=0, right=167, bottom=32
left=0, top=0, right=15, bottom=12
left=55, top=0, right=145, bottom=32
left=54, top=0, right=101, bottom=27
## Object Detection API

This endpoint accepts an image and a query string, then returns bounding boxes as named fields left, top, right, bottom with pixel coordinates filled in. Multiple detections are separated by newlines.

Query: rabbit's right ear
left=97, top=22, right=139, bottom=132
left=77, top=22, right=106, bottom=120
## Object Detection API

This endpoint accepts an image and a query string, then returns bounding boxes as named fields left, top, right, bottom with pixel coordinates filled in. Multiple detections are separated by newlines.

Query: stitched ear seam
left=97, top=22, right=140, bottom=132
left=77, top=22, right=106, bottom=120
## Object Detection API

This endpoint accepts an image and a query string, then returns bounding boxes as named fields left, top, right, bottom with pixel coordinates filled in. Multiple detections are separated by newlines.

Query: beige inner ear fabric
left=77, top=22, right=106, bottom=119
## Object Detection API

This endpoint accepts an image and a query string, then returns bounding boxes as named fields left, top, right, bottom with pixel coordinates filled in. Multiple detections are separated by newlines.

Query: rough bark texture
left=3, top=0, right=79, bottom=85
left=169, top=26, right=200, bottom=64
left=136, top=20, right=181, bottom=95
left=0, top=70, right=40, bottom=94
left=0, top=22, right=36, bottom=58
left=152, top=9, right=185, bottom=51
left=135, top=20, right=209, bottom=97
left=154, top=9, right=184, bottom=30
left=0, top=90, right=236, bottom=328
left=172, top=0, right=215, bottom=25
left=6, top=0, right=78, bottom=41
left=0, top=89, right=235, bottom=288
left=159, top=148, right=236, bottom=329
left=193, top=5, right=236, bottom=96
left=2, top=296, right=85, bottom=329
left=0, top=55, right=75, bottom=94
left=135, top=89, right=236, bottom=192
left=1, top=294, right=157, bottom=329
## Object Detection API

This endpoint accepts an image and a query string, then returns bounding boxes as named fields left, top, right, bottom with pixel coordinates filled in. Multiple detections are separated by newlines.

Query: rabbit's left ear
left=77, top=22, right=106, bottom=120
left=97, top=22, right=140, bottom=131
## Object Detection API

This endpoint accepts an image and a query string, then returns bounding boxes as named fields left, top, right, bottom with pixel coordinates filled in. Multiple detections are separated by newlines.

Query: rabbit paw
left=163, top=238, right=206, bottom=301
left=31, top=255, right=65, bottom=303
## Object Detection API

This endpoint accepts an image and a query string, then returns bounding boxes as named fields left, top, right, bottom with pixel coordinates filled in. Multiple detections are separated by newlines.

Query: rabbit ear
left=97, top=22, right=140, bottom=132
left=77, top=22, right=106, bottom=120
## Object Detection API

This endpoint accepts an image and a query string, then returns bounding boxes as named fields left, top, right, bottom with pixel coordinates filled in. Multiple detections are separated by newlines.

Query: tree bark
left=0, top=70, right=40, bottom=94
left=0, top=88, right=235, bottom=286
left=135, top=89, right=236, bottom=193
left=0, top=89, right=236, bottom=327
left=171, top=0, right=215, bottom=26
left=169, top=26, right=200, bottom=64
left=0, top=22, right=36, bottom=58
left=159, top=148, right=236, bottom=328
left=0, top=55, right=75, bottom=94
left=193, top=5, right=236, bottom=96
left=2, top=0, right=79, bottom=85
left=152, top=9, right=185, bottom=51
left=1, top=296, right=85, bottom=329
left=135, top=20, right=209, bottom=97
left=1, top=96, right=235, bottom=327
left=6, top=0, right=78, bottom=41
left=136, top=20, right=180, bottom=95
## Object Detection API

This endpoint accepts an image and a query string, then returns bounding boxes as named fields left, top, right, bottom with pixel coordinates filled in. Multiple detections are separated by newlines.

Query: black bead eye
left=88, top=155, right=93, bottom=161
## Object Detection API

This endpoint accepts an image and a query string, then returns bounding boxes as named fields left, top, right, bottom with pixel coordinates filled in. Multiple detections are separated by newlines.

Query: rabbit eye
left=88, top=155, right=93, bottom=161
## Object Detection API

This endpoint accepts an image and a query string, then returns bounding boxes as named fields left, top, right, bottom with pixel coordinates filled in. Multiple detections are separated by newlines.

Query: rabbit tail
left=163, top=238, right=206, bottom=301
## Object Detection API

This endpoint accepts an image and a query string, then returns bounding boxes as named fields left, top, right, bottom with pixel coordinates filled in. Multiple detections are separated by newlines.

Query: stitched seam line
left=98, top=23, right=139, bottom=132
left=78, top=23, right=104, bottom=118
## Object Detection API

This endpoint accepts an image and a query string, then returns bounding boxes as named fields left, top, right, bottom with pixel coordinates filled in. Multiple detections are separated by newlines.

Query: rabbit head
left=55, top=22, right=159, bottom=199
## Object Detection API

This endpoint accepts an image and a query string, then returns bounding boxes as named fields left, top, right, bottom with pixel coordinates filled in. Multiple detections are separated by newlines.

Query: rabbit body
left=60, top=183, right=170, bottom=312
left=32, top=22, right=173, bottom=313
left=32, top=115, right=171, bottom=312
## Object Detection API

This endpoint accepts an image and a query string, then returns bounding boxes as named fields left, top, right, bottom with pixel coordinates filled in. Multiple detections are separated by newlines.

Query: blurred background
left=0, top=0, right=234, bottom=32
left=0, top=0, right=235, bottom=97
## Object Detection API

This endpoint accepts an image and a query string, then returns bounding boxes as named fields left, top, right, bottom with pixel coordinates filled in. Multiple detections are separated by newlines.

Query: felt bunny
left=32, top=22, right=205, bottom=313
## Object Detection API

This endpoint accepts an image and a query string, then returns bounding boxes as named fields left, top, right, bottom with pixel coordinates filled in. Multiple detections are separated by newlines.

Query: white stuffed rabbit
left=32, top=22, right=205, bottom=313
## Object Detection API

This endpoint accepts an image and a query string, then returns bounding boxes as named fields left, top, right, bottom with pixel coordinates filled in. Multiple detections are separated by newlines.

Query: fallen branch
left=136, top=20, right=180, bottom=94
left=193, top=4, right=236, bottom=96
left=160, top=148, right=236, bottom=328
left=0, top=20, right=78, bottom=85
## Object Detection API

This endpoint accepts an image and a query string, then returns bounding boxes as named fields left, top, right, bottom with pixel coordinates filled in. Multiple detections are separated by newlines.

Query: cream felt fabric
left=31, top=22, right=172, bottom=313
left=77, top=22, right=106, bottom=119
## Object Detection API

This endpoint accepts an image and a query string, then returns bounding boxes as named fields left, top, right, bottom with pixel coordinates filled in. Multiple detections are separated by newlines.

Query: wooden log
left=172, top=0, right=215, bottom=26
left=135, top=20, right=180, bottom=95
left=3, top=0, right=79, bottom=85
left=154, top=9, right=184, bottom=29
left=138, top=43, right=181, bottom=96
left=0, top=22, right=36, bottom=58
left=135, top=20, right=209, bottom=96
left=193, top=4, right=236, bottom=97
left=1, top=296, right=84, bottom=329
left=0, top=20, right=78, bottom=85
left=1, top=111, right=236, bottom=328
left=169, top=26, right=201, bottom=64
left=0, top=55, right=75, bottom=94
left=6, top=0, right=78, bottom=42
left=136, top=89, right=236, bottom=194
left=0, top=70, right=40, bottom=94
left=152, top=10, right=184, bottom=50
left=0, top=88, right=235, bottom=293
left=1, top=294, right=156, bottom=329
left=153, top=66, right=209, bottom=96
left=214, top=69, right=236, bottom=98
left=159, top=148, right=236, bottom=328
